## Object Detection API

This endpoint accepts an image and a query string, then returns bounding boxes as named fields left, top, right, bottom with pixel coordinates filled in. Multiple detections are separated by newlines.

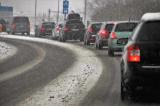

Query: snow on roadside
left=0, top=41, right=17, bottom=61
left=0, top=34, right=103, bottom=106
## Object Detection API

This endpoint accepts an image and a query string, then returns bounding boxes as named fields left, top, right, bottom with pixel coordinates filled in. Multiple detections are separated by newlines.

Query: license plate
left=117, top=38, right=128, bottom=45
left=72, top=29, right=79, bottom=31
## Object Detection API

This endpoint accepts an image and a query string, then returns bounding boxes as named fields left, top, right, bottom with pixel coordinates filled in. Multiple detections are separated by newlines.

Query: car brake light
left=12, top=23, right=16, bottom=29
left=128, top=45, right=140, bottom=62
left=99, top=29, right=108, bottom=38
left=88, top=26, right=93, bottom=33
left=64, top=26, right=70, bottom=32
left=56, top=27, right=60, bottom=32
left=40, top=27, right=45, bottom=33
left=111, top=32, right=117, bottom=39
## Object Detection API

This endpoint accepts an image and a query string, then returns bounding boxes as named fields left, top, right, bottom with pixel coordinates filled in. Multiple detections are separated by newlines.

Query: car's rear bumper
left=13, top=29, right=30, bottom=33
left=125, top=64, right=160, bottom=87
left=88, top=36, right=96, bottom=43
left=109, top=39, right=125, bottom=51
left=64, top=30, right=85, bottom=39
left=99, top=39, right=108, bottom=46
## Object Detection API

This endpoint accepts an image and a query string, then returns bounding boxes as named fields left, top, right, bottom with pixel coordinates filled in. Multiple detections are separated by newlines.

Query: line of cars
left=120, top=13, right=160, bottom=101
left=84, top=13, right=160, bottom=101
left=35, top=13, right=85, bottom=42
left=84, top=21, right=138, bottom=56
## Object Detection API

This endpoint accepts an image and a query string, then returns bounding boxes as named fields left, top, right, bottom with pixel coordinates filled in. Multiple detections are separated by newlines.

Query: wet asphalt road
left=0, top=35, right=160, bottom=106
left=79, top=44, right=160, bottom=106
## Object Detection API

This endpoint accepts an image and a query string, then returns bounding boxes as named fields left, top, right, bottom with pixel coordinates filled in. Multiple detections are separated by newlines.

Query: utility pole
left=35, top=0, right=37, bottom=25
left=48, top=9, right=51, bottom=22
left=57, top=0, right=60, bottom=24
left=84, top=0, right=87, bottom=25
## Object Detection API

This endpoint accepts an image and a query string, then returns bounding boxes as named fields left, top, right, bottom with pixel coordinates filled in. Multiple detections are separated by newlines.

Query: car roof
left=106, top=21, right=138, bottom=25
left=141, top=13, right=160, bottom=21
left=89, top=22, right=102, bottom=24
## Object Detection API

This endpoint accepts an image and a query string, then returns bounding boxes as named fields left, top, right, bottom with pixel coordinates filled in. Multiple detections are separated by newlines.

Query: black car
left=120, top=13, right=160, bottom=100
left=59, top=20, right=85, bottom=42
left=11, top=16, right=30, bottom=35
left=38, top=22, right=54, bottom=37
left=84, top=22, right=102, bottom=45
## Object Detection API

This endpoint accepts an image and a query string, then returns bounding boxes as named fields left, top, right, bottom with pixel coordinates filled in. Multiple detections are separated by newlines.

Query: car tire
left=80, top=36, right=84, bottom=42
left=86, top=40, right=90, bottom=45
left=62, top=36, right=66, bottom=42
left=108, top=48, right=114, bottom=56
left=121, top=82, right=125, bottom=101
left=98, top=43, right=102, bottom=50
left=12, top=32, right=15, bottom=35
left=27, top=32, right=30, bottom=35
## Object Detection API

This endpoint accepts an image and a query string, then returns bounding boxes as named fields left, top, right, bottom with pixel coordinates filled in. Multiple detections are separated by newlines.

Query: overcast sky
left=1, top=0, right=84, bottom=16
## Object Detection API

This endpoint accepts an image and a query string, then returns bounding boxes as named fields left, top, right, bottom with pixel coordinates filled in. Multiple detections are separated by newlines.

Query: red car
left=84, top=22, right=102, bottom=45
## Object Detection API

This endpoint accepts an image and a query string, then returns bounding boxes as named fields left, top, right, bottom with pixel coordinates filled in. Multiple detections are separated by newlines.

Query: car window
left=43, top=24, right=52, bottom=28
left=13, top=17, right=29, bottom=23
left=137, top=21, right=160, bottom=41
left=92, top=23, right=102, bottom=31
left=115, top=23, right=137, bottom=32
left=105, top=24, right=114, bottom=32
left=67, top=13, right=80, bottom=20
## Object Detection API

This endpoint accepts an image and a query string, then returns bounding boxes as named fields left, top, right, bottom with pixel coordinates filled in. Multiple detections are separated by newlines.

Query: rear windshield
left=66, top=20, right=84, bottom=29
left=137, top=21, right=160, bottom=41
left=43, top=24, right=52, bottom=28
left=66, top=20, right=83, bottom=24
left=13, top=17, right=29, bottom=23
left=115, top=23, right=137, bottom=32
left=92, top=23, right=102, bottom=31
left=43, top=22, right=55, bottom=28
left=105, top=24, right=114, bottom=32
left=67, top=14, right=80, bottom=20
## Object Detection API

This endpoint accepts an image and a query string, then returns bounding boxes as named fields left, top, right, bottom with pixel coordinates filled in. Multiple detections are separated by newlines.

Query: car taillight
left=88, top=26, right=93, bottom=33
left=12, top=23, right=16, bottom=29
left=127, top=45, right=140, bottom=62
left=99, top=29, right=108, bottom=38
left=64, top=26, right=70, bottom=32
left=56, top=27, right=60, bottom=32
left=111, top=32, right=117, bottom=39
left=40, top=27, right=45, bottom=32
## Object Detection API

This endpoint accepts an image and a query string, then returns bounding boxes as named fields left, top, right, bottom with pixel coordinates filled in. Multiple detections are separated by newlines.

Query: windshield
left=137, top=21, right=160, bottom=41
left=115, top=23, right=137, bottom=32
left=13, top=17, right=29, bottom=23
left=92, top=23, right=102, bottom=31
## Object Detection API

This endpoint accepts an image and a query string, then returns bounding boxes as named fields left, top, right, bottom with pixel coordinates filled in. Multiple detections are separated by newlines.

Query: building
left=0, top=3, right=13, bottom=23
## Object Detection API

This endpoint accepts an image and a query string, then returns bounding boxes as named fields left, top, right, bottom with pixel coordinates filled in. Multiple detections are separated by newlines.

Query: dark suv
left=38, top=22, right=54, bottom=37
left=11, top=16, right=30, bottom=35
left=120, top=13, right=160, bottom=100
left=59, top=20, right=85, bottom=42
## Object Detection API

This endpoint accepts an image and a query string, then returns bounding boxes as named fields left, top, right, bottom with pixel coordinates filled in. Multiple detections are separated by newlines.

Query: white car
left=52, top=23, right=63, bottom=40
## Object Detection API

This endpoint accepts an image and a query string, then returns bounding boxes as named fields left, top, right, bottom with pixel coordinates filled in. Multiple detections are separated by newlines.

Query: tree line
left=87, top=0, right=160, bottom=21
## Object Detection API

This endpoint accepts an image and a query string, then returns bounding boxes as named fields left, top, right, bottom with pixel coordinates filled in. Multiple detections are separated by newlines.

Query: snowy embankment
left=0, top=34, right=103, bottom=106
left=0, top=41, right=17, bottom=61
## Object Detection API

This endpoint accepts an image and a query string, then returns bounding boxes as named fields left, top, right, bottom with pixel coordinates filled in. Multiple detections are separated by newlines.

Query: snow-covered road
left=0, top=34, right=103, bottom=106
